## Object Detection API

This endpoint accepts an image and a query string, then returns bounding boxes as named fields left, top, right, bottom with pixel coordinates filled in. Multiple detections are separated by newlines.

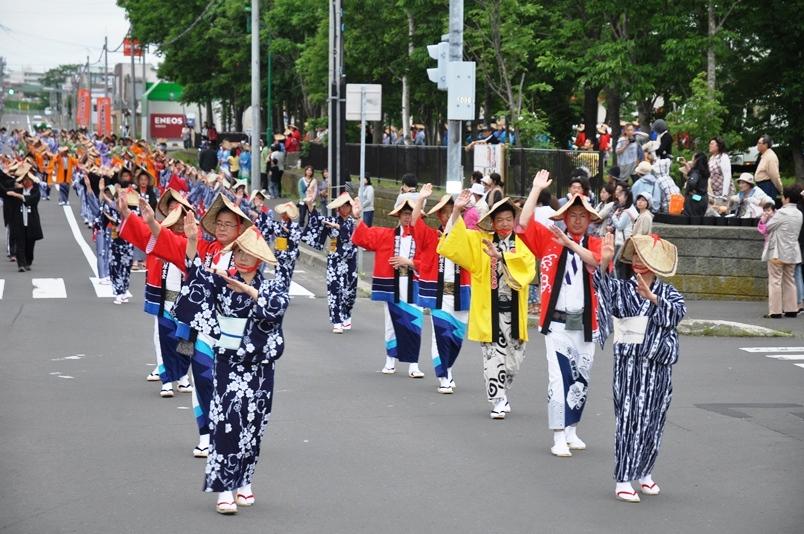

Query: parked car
left=44, top=107, right=53, bottom=116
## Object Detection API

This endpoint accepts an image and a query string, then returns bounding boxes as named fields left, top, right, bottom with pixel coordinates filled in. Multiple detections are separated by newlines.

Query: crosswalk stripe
left=32, top=278, right=67, bottom=299
left=764, top=354, right=804, bottom=360
left=90, top=277, right=115, bottom=298
left=740, top=347, right=804, bottom=353
left=0, top=279, right=4, bottom=299
left=795, top=364, right=804, bottom=369
left=289, top=281, right=315, bottom=299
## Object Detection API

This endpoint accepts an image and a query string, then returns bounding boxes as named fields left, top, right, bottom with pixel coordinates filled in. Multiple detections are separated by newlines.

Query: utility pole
left=446, top=0, right=464, bottom=194
left=104, top=36, right=109, bottom=100
left=328, top=0, right=345, bottom=200
left=129, top=31, right=136, bottom=138
left=250, top=0, right=261, bottom=191
left=141, top=47, right=147, bottom=139
left=266, top=29, right=273, bottom=143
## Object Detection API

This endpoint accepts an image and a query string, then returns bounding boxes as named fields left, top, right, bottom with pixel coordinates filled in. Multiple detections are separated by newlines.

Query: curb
left=677, top=319, right=792, bottom=337
left=297, top=244, right=373, bottom=297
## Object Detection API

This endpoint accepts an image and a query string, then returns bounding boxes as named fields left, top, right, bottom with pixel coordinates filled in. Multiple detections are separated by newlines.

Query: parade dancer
left=351, top=198, right=425, bottom=377
left=301, top=191, right=358, bottom=333
left=1, top=164, right=43, bottom=272
left=410, top=184, right=471, bottom=393
left=596, top=234, right=686, bottom=503
left=255, top=201, right=302, bottom=281
left=133, top=193, right=252, bottom=457
left=175, top=213, right=289, bottom=515
left=47, top=146, right=76, bottom=206
left=118, top=189, right=195, bottom=396
left=102, top=185, right=136, bottom=304
left=518, top=170, right=602, bottom=456
left=438, top=191, right=535, bottom=418
left=83, top=172, right=111, bottom=284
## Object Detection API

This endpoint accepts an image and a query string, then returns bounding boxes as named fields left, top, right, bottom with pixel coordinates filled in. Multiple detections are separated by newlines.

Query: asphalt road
left=0, top=197, right=802, bottom=534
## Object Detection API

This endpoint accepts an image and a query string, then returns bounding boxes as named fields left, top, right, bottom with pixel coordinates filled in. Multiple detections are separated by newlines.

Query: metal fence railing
left=303, top=143, right=606, bottom=198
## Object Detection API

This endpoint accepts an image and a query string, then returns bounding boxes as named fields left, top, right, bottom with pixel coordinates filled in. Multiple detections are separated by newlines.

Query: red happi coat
left=410, top=218, right=471, bottom=311
left=517, top=222, right=602, bottom=342
left=352, top=220, right=419, bottom=303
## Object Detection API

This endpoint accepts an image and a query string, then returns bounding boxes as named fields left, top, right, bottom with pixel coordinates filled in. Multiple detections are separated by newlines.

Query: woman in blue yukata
left=255, top=200, right=303, bottom=282
left=103, top=183, right=138, bottom=304
left=175, top=211, right=291, bottom=515
left=595, top=233, right=686, bottom=503
left=301, top=190, right=358, bottom=333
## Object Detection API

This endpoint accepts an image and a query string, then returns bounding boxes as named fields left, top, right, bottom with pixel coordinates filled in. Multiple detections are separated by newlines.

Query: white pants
left=544, top=322, right=595, bottom=429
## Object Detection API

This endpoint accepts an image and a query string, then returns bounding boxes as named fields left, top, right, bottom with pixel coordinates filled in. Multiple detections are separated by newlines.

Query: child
left=757, top=202, right=775, bottom=239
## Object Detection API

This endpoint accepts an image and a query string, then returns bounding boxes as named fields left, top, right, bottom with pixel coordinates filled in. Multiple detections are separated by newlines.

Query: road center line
left=0, top=279, right=5, bottom=299
left=740, top=347, right=804, bottom=353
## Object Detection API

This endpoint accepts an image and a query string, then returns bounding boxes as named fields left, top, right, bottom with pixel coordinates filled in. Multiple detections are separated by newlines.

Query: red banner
left=123, top=38, right=144, bottom=57
left=76, top=88, right=91, bottom=128
left=96, top=97, right=112, bottom=136
left=150, top=113, right=186, bottom=139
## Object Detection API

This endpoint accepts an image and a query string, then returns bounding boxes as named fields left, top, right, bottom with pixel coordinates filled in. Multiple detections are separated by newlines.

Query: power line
left=161, top=0, right=223, bottom=47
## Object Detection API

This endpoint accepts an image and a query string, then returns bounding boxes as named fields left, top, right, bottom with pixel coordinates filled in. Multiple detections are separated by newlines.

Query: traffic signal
left=426, top=40, right=449, bottom=91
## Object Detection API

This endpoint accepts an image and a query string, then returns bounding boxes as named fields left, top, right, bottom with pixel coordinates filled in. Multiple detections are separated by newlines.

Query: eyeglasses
left=215, top=222, right=238, bottom=230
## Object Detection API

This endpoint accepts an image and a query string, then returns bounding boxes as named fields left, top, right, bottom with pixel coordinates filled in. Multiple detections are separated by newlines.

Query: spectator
left=729, top=173, right=772, bottom=218
left=297, top=166, right=317, bottom=227
left=632, top=192, right=654, bottom=235
left=708, top=137, right=733, bottom=210
left=761, top=186, right=803, bottom=318
left=612, top=184, right=637, bottom=278
left=597, top=124, right=611, bottom=152
left=558, top=170, right=592, bottom=207
left=228, top=146, right=241, bottom=179
left=754, top=134, right=782, bottom=199
left=468, top=182, right=488, bottom=224
left=606, top=166, right=621, bottom=185
left=574, top=124, right=586, bottom=148
left=630, top=161, right=662, bottom=212
left=797, top=187, right=804, bottom=314
left=269, top=158, right=283, bottom=199
left=259, top=139, right=270, bottom=190
left=615, top=123, right=642, bottom=178
left=533, top=188, right=556, bottom=227
left=395, top=172, right=419, bottom=207
left=239, top=144, right=251, bottom=179
left=471, top=170, right=483, bottom=185
left=207, top=123, right=218, bottom=144
left=413, top=125, right=426, bottom=146
left=181, top=123, right=192, bottom=149
left=318, top=169, right=330, bottom=212
left=359, top=176, right=375, bottom=226
left=644, top=144, right=678, bottom=213
left=593, top=182, right=617, bottom=236
left=681, top=152, right=710, bottom=216
left=651, top=119, right=673, bottom=160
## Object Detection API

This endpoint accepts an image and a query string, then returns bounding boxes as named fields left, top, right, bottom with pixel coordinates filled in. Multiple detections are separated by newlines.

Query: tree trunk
left=401, top=10, right=414, bottom=144
left=637, top=99, right=652, bottom=132
left=583, top=86, right=600, bottom=148
left=707, top=0, right=717, bottom=92
left=234, top=104, right=244, bottom=133
left=606, top=87, right=621, bottom=165
left=205, top=100, right=213, bottom=127
left=791, top=135, right=804, bottom=181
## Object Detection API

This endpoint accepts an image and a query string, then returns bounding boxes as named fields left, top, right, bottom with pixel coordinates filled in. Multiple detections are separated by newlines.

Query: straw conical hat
left=389, top=199, right=416, bottom=217
left=621, top=234, right=678, bottom=277
left=275, top=201, right=299, bottom=220
left=426, top=194, right=454, bottom=216
left=249, top=189, right=267, bottom=203
left=326, top=192, right=353, bottom=210
left=222, top=226, right=277, bottom=265
left=201, top=194, right=253, bottom=235
left=476, top=197, right=521, bottom=232
left=160, top=206, right=188, bottom=228
left=550, top=194, right=601, bottom=223
left=157, top=188, right=194, bottom=217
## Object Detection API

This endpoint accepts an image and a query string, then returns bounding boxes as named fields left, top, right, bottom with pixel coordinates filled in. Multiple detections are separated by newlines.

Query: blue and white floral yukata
left=255, top=210, right=302, bottom=281
left=174, top=255, right=291, bottom=493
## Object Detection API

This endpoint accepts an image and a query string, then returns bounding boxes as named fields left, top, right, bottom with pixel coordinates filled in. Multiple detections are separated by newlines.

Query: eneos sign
left=150, top=113, right=186, bottom=138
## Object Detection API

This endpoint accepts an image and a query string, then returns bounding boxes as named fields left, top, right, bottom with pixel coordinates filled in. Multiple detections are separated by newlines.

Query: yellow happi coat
left=437, top=218, right=535, bottom=343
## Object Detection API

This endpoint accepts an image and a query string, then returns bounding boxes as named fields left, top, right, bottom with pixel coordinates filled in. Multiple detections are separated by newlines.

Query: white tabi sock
left=616, top=482, right=634, bottom=494
left=217, top=490, right=234, bottom=504
left=639, top=474, right=654, bottom=486
left=553, top=430, right=567, bottom=446
left=385, top=357, right=396, bottom=370
left=198, top=433, right=210, bottom=449
left=160, top=383, right=173, bottom=392
left=237, top=483, right=252, bottom=495
left=565, top=425, right=578, bottom=441
left=447, top=367, right=453, bottom=382
left=408, top=362, right=421, bottom=374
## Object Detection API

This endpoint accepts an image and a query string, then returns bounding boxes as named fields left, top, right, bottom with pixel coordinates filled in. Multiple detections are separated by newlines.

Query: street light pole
left=129, top=31, right=136, bottom=138
left=250, top=0, right=261, bottom=191
left=446, top=0, right=464, bottom=194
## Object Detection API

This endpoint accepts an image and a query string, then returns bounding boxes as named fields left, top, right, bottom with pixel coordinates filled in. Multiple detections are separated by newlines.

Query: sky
left=0, top=0, right=161, bottom=73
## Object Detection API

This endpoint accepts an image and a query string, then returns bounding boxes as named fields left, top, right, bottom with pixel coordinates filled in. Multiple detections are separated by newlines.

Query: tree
left=666, top=72, right=730, bottom=151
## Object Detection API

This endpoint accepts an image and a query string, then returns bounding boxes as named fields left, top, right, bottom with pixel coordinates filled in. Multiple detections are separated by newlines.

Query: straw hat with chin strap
left=620, top=234, right=678, bottom=277
left=327, top=191, right=353, bottom=210
left=476, top=197, right=521, bottom=232
left=389, top=198, right=416, bottom=217
left=222, top=226, right=277, bottom=266
left=275, top=201, right=299, bottom=220
left=201, top=194, right=253, bottom=235
left=550, top=194, right=601, bottom=223
left=157, top=188, right=194, bottom=217
left=426, top=194, right=454, bottom=216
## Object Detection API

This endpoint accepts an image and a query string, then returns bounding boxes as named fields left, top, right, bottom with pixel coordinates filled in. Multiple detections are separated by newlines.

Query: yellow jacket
left=437, top=218, right=535, bottom=343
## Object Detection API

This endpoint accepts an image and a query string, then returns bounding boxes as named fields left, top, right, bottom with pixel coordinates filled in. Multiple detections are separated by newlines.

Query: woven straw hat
left=222, top=226, right=277, bottom=265
left=160, top=206, right=188, bottom=228
left=550, top=194, right=601, bottom=223
left=157, top=188, right=194, bottom=217
left=275, top=201, right=299, bottom=220
left=426, top=194, right=454, bottom=216
left=389, top=198, right=416, bottom=217
left=326, top=191, right=353, bottom=210
left=621, top=234, right=678, bottom=277
left=249, top=189, right=267, bottom=203
left=476, top=197, right=521, bottom=232
left=201, top=194, right=253, bottom=235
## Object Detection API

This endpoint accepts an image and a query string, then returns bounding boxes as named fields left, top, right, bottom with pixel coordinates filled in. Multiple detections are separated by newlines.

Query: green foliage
left=513, top=110, right=553, bottom=149
left=40, top=64, right=82, bottom=90
left=666, top=73, right=729, bottom=151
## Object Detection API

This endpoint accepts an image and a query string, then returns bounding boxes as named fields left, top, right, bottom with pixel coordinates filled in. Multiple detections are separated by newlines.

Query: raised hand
left=532, top=169, right=552, bottom=192
left=351, top=196, right=362, bottom=218
left=549, top=224, right=573, bottom=248
left=635, top=273, right=657, bottom=303
left=420, top=183, right=433, bottom=199
left=117, top=192, right=131, bottom=219
left=184, top=209, right=198, bottom=240
left=481, top=239, right=502, bottom=259
left=601, top=232, right=615, bottom=267
left=139, top=197, right=155, bottom=225
left=454, top=189, right=472, bottom=211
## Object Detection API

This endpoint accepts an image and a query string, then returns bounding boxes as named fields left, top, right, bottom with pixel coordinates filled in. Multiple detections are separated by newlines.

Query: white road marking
left=32, top=278, right=67, bottom=299
left=795, top=364, right=804, bottom=369
left=90, top=277, right=115, bottom=298
left=0, top=279, right=4, bottom=299
left=289, top=280, right=315, bottom=299
left=63, top=205, right=98, bottom=276
left=51, top=354, right=84, bottom=361
left=740, top=347, right=804, bottom=353
left=765, top=354, right=804, bottom=360
left=57, top=375, right=75, bottom=379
